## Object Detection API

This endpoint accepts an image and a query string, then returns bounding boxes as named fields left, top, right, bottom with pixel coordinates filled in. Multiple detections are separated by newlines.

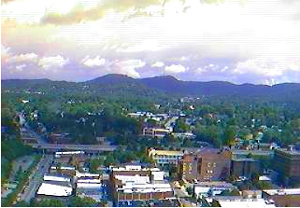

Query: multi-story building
left=109, top=165, right=173, bottom=203
left=148, top=148, right=184, bottom=167
left=230, top=158, right=261, bottom=178
left=179, top=148, right=231, bottom=182
left=273, top=146, right=300, bottom=183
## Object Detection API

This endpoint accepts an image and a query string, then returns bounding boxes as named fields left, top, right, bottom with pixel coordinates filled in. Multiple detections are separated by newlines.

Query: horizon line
left=1, top=73, right=300, bottom=86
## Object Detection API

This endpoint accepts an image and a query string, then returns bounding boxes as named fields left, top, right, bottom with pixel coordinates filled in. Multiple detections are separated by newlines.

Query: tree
left=220, top=189, right=240, bottom=196
left=70, top=196, right=97, bottom=207
left=90, top=157, right=105, bottom=173
left=224, top=125, right=237, bottom=146
left=186, top=186, right=193, bottom=196
left=174, top=118, right=190, bottom=133
left=211, top=200, right=221, bottom=207
left=33, top=199, right=65, bottom=207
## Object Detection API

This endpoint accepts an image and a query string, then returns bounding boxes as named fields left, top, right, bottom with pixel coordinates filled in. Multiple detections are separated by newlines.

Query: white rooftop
left=218, top=199, right=276, bottom=208
left=263, top=188, right=300, bottom=196
left=37, top=182, right=72, bottom=197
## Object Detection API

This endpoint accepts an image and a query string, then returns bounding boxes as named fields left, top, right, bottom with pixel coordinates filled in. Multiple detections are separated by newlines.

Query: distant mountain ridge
left=2, top=74, right=300, bottom=101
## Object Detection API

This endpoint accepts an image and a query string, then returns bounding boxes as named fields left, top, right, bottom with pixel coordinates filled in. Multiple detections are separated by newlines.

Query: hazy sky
left=1, top=0, right=300, bottom=84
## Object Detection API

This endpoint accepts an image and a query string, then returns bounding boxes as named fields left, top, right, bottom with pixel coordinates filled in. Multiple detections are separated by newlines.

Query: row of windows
left=207, top=163, right=217, bottom=168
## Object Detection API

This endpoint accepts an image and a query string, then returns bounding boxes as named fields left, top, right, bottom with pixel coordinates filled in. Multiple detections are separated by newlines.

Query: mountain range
left=2, top=74, right=300, bottom=102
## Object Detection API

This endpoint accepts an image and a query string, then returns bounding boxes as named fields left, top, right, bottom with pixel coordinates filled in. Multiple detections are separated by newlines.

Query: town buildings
left=75, top=172, right=103, bottom=202
left=230, top=158, right=261, bottom=178
left=179, top=148, right=231, bottom=181
left=194, top=181, right=236, bottom=198
left=143, top=127, right=171, bottom=138
left=262, top=188, right=300, bottom=207
left=148, top=148, right=184, bottom=167
left=109, top=165, right=173, bottom=203
left=273, top=146, right=300, bottom=183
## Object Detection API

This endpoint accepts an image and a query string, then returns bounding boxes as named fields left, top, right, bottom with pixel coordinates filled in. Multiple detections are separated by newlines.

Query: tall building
left=273, top=146, right=300, bottom=183
left=179, top=148, right=231, bottom=181
left=231, top=158, right=261, bottom=178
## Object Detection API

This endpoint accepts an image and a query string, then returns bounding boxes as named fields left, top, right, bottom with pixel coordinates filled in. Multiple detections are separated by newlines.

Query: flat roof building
left=148, top=148, right=184, bottom=167
left=110, top=166, right=173, bottom=203
left=179, top=148, right=231, bottom=182
left=37, top=181, right=73, bottom=197
left=273, top=147, right=300, bottom=184
left=262, top=188, right=300, bottom=207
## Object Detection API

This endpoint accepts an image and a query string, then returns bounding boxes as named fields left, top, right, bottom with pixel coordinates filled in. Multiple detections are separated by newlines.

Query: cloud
left=1, top=0, right=16, bottom=4
left=113, top=59, right=145, bottom=78
left=81, top=56, right=106, bottom=67
left=165, top=64, right=186, bottom=74
left=233, top=58, right=300, bottom=80
left=7, top=53, right=39, bottom=63
left=151, top=61, right=164, bottom=68
left=15, top=64, right=26, bottom=72
left=41, top=0, right=166, bottom=25
left=38, top=55, right=69, bottom=70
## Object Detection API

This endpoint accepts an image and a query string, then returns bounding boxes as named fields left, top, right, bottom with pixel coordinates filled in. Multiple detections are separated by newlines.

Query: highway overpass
left=29, top=143, right=117, bottom=153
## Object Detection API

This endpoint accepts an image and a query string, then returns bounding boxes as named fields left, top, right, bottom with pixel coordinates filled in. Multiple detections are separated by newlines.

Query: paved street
left=22, top=123, right=117, bottom=152
left=20, top=154, right=53, bottom=203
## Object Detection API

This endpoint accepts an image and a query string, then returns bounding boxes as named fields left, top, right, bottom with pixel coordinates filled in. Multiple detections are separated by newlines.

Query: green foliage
left=32, top=199, right=65, bottom=207
left=220, top=189, right=240, bottom=196
left=1, top=155, right=41, bottom=207
left=70, top=196, right=97, bottom=207
left=90, top=157, right=105, bottom=173
left=174, top=118, right=190, bottom=133
left=186, top=186, right=193, bottom=195
left=224, top=125, right=237, bottom=146
left=211, top=200, right=221, bottom=207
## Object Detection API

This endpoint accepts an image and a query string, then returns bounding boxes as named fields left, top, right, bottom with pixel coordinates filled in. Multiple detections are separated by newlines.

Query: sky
left=1, top=0, right=300, bottom=85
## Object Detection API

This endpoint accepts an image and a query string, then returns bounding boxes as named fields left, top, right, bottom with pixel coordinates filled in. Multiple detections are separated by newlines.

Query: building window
left=207, top=163, right=211, bottom=167
left=213, top=163, right=216, bottom=167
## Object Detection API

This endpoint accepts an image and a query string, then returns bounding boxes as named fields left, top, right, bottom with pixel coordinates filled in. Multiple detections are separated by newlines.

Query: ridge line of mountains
left=2, top=74, right=300, bottom=101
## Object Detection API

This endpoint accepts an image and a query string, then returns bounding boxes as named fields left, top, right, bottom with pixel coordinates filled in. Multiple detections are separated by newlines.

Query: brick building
left=179, top=148, right=231, bottom=182
left=109, top=165, right=173, bottom=203
left=230, top=158, right=261, bottom=178
left=273, top=147, right=300, bottom=183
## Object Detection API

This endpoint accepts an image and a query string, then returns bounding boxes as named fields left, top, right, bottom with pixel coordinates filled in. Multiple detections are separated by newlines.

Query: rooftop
left=217, top=199, right=275, bottom=208
left=263, top=188, right=300, bottom=196
left=149, top=149, right=184, bottom=156
left=275, top=148, right=300, bottom=156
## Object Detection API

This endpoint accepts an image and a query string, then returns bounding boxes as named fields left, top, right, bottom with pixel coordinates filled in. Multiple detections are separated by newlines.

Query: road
left=19, top=154, right=54, bottom=203
left=29, top=143, right=117, bottom=152
left=22, top=123, right=117, bottom=153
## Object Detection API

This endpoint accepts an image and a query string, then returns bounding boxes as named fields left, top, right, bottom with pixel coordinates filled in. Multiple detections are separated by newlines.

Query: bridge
left=29, top=143, right=117, bottom=153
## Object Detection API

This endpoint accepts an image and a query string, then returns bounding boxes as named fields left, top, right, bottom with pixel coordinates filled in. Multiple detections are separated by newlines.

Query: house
left=148, top=148, right=184, bottom=167
left=143, top=127, right=171, bottom=138
left=172, top=132, right=196, bottom=140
